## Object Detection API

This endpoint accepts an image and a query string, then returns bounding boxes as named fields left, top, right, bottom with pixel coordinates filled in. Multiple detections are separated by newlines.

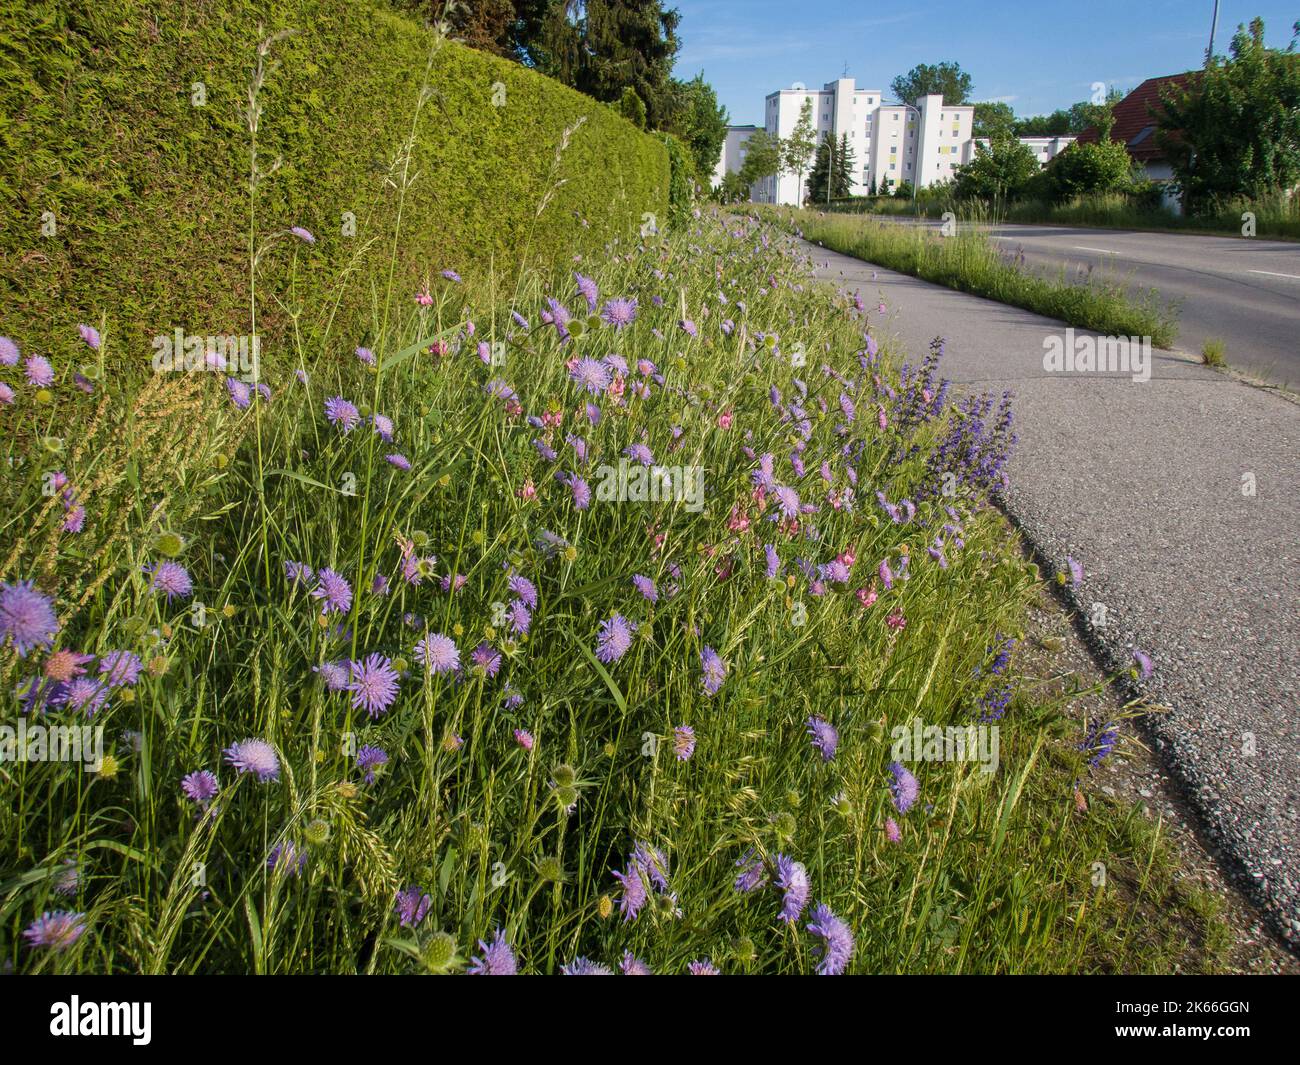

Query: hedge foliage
left=0, top=0, right=668, bottom=371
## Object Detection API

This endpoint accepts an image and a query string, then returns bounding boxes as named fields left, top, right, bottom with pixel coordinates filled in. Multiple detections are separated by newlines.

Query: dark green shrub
left=655, top=130, right=696, bottom=226
left=0, top=0, right=668, bottom=372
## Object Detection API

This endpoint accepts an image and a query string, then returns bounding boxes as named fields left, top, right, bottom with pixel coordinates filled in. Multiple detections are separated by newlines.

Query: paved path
left=863, top=218, right=1300, bottom=385
left=802, top=238, right=1300, bottom=944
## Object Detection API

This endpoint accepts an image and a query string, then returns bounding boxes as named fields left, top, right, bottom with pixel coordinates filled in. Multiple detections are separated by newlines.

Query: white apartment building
left=962, top=134, right=1077, bottom=166
left=711, top=124, right=759, bottom=188
left=731, top=77, right=1073, bottom=205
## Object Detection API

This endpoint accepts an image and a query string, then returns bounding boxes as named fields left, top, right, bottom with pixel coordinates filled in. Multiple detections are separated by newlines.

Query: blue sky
left=671, top=0, right=1299, bottom=125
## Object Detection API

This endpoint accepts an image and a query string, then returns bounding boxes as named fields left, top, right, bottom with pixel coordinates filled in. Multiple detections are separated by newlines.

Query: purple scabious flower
left=678, top=319, right=697, bottom=337
left=355, top=346, right=375, bottom=365
left=386, top=453, right=411, bottom=470
left=569, top=357, right=611, bottom=395
left=147, top=560, right=193, bottom=602
left=468, top=929, right=517, bottom=975
left=700, top=646, right=726, bottom=696
left=22, top=911, right=87, bottom=952
left=1133, top=649, right=1154, bottom=680
left=545, top=297, right=573, bottom=339
left=623, top=441, right=654, bottom=466
left=601, top=297, right=638, bottom=329
left=631, top=842, right=670, bottom=892
left=226, top=377, right=252, bottom=409
left=687, top=958, right=720, bottom=975
left=98, top=650, right=143, bottom=688
left=181, top=769, right=219, bottom=808
left=513, top=727, right=534, bottom=751
left=1066, top=555, right=1083, bottom=586
left=632, top=574, right=657, bottom=602
left=772, top=485, right=801, bottom=521
left=807, top=903, right=854, bottom=975
left=574, top=272, right=599, bottom=311
left=889, top=762, right=919, bottom=814
left=324, top=395, right=360, bottom=432
left=63, top=677, right=109, bottom=717
left=415, top=632, right=460, bottom=675
left=268, top=841, right=307, bottom=877
left=0, top=382, right=14, bottom=405
left=348, top=653, right=400, bottom=717
left=806, top=716, right=839, bottom=762
left=0, top=335, right=18, bottom=365
left=612, top=862, right=648, bottom=922
left=284, top=560, right=313, bottom=585
left=673, top=724, right=695, bottom=761
left=0, top=580, right=59, bottom=657
left=734, top=850, right=767, bottom=893
left=570, top=474, right=591, bottom=510
left=884, top=817, right=901, bottom=843
left=395, top=885, right=432, bottom=927
left=441, top=268, right=462, bottom=283
left=469, top=641, right=502, bottom=678
left=507, top=598, right=532, bottom=636
left=356, top=744, right=388, bottom=784
left=508, top=575, right=537, bottom=609
left=595, top=613, right=636, bottom=664
left=775, top=854, right=810, bottom=923
left=371, top=413, right=395, bottom=441
left=25, top=355, right=54, bottom=387
left=289, top=226, right=315, bottom=243
left=311, top=568, right=353, bottom=615
left=371, top=574, right=390, bottom=596
left=223, top=738, right=281, bottom=782
left=561, top=956, right=612, bottom=975
left=764, top=543, right=781, bottom=579
left=315, top=659, right=350, bottom=691
left=620, top=950, right=652, bottom=975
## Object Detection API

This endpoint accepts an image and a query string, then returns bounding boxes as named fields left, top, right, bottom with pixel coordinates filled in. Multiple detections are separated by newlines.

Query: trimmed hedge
left=0, top=0, right=668, bottom=370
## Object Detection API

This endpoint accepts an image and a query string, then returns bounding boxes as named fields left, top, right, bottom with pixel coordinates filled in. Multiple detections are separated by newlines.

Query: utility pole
left=1206, top=0, right=1220, bottom=65
left=827, top=135, right=833, bottom=206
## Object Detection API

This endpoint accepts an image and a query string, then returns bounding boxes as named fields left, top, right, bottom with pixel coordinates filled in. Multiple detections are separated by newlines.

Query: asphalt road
left=870, top=218, right=1300, bottom=385
left=800, top=236, right=1300, bottom=945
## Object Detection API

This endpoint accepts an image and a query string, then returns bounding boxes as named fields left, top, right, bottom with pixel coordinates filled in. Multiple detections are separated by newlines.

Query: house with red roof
left=1075, top=72, right=1198, bottom=211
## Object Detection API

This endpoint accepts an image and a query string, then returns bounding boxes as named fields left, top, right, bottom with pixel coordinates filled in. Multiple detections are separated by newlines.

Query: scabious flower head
left=673, top=724, right=696, bottom=761
left=574, top=272, right=599, bottom=311
left=1133, top=649, right=1154, bottom=680
left=0, top=382, right=14, bottom=405
left=561, top=956, right=612, bottom=975
left=63, top=677, right=109, bottom=717
left=289, top=226, right=315, bottom=244
left=98, top=650, right=142, bottom=688
left=700, top=645, right=727, bottom=696
left=0, top=580, right=59, bottom=657
left=678, top=319, right=698, bottom=337
left=147, top=560, right=193, bottom=602
left=268, top=841, right=307, bottom=877
left=43, top=649, right=92, bottom=683
left=595, top=613, right=635, bottom=664
left=569, top=357, right=611, bottom=395
left=469, top=641, right=501, bottom=678
left=884, top=817, right=901, bottom=843
left=806, top=715, right=839, bottom=762
left=508, top=574, right=537, bottom=609
left=441, top=268, right=462, bottom=283
left=734, top=850, right=767, bottom=893
left=619, top=951, right=652, bottom=975
left=623, top=441, right=654, bottom=466
left=226, top=377, right=252, bottom=409
left=687, top=958, right=720, bottom=975
left=324, top=395, right=360, bottom=432
left=25, top=355, right=54, bottom=387
left=632, top=574, right=657, bottom=602
left=807, top=903, right=854, bottom=975
left=312, top=568, right=353, bottom=615
left=315, top=659, right=350, bottom=691
left=601, top=297, right=637, bottom=329
left=284, top=561, right=314, bottom=585
left=395, top=885, right=432, bottom=928
left=223, top=738, right=281, bottom=782
left=0, top=336, right=18, bottom=365
left=181, top=769, right=219, bottom=808
left=23, top=911, right=87, bottom=952
left=355, top=346, right=375, bottom=365
left=356, top=744, right=388, bottom=784
left=513, top=728, right=534, bottom=751
left=507, top=598, right=531, bottom=636
left=889, top=761, right=919, bottom=813
left=347, top=653, right=400, bottom=717
left=775, top=854, right=810, bottom=923
left=468, top=929, right=517, bottom=975
left=612, top=862, right=648, bottom=922
left=772, top=485, right=801, bottom=520
left=371, top=413, right=395, bottom=441
left=1066, top=555, right=1083, bottom=586
left=415, top=632, right=460, bottom=675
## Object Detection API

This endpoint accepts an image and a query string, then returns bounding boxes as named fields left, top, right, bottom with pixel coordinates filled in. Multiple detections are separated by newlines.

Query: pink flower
left=885, top=609, right=906, bottom=630
left=717, top=409, right=733, bottom=430
left=877, top=405, right=888, bottom=431
left=885, top=818, right=901, bottom=843
left=856, top=585, right=878, bottom=609
left=517, top=479, right=536, bottom=502
left=415, top=289, right=433, bottom=307
left=514, top=728, right=534, bottom=751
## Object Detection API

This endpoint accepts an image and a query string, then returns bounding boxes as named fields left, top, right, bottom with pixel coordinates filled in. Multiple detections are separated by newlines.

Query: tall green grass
left=763, top=206, right=1179, bottom=348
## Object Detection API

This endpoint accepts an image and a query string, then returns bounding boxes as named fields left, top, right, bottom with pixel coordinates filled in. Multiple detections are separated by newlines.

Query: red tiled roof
left=1075, top=72, right=1199, bottom=162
